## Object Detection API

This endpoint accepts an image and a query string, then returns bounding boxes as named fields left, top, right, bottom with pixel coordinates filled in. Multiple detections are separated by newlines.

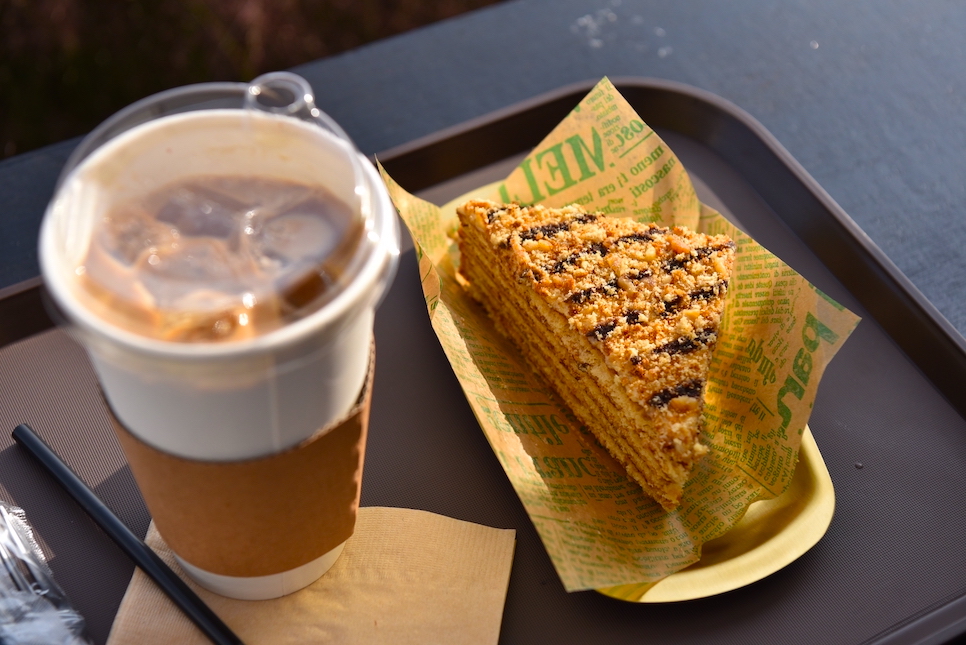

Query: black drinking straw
left=12, top=423, right=244, bottom=645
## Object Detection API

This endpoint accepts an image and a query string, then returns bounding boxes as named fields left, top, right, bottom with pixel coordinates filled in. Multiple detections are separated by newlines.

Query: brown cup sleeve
left=110, top=346, right=374, bottom=578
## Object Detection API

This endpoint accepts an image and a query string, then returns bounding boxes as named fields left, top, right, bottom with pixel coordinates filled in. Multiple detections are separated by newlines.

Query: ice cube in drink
left=77, top=174, right=362, bottom=342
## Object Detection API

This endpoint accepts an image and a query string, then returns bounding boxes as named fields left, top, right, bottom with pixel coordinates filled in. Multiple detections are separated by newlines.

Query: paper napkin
left=107, top=507, right=516, bottom=645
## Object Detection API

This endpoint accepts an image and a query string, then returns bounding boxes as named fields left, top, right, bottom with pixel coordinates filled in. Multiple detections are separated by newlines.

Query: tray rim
left=376, top=77, right=966, bottom=644
left=3, top=77, right=966, bottom=644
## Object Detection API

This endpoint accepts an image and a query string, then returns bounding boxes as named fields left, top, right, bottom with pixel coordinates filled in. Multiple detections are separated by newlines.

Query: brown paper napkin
left=107, top=507, right=516, bottom=645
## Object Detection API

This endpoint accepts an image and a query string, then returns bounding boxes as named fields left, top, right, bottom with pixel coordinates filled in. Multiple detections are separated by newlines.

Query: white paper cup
left=39, top=77, right=399, bottom=598
left=41, top=109, right=397, bottom=459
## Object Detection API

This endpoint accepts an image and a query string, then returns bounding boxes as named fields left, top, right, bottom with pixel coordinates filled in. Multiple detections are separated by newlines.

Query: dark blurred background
left=0, top=0, right=504, bottom=159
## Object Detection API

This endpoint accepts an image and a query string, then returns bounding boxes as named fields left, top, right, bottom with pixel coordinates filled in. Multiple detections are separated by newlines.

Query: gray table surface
left=2, top=1, right=965, bottom=642
left=3, top=0, right=965, bottom=341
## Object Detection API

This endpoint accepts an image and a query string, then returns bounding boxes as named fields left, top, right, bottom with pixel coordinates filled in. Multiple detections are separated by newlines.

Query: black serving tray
left=2, top=78, right=966, bottom=645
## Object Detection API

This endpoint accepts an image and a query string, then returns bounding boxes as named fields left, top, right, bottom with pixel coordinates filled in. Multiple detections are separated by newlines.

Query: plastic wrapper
left=0, top=501, right=90, bottom=645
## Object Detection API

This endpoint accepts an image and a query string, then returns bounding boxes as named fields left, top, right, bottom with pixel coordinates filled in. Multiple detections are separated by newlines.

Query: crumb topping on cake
left=456, top=198, right=736, bottom=510
left=460, top=199, right=735, bottom=416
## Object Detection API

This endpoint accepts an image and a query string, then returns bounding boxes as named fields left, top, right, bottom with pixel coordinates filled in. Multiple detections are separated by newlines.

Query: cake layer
left=467, top=251, right=683, bottom=506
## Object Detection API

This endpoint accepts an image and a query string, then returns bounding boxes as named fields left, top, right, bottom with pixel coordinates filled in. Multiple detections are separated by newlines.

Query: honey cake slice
left=456, top=199, right=736, bottom=511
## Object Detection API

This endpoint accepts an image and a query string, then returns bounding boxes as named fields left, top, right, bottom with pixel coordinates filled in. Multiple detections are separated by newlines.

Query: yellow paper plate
left=596, top=426, right=834, bottom=602
left=436, top=184, right=835, bottom=602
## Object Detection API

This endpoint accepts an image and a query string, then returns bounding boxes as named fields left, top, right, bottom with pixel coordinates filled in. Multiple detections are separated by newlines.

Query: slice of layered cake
left=457, top=199, right=736, bottom=511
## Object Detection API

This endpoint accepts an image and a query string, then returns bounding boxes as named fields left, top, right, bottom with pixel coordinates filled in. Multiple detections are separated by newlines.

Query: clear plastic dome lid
left=44, top=72, right=391, bottom=345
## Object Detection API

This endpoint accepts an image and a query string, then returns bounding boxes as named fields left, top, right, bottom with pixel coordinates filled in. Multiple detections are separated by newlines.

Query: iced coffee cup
left=39, top=73, right=399, bottom=599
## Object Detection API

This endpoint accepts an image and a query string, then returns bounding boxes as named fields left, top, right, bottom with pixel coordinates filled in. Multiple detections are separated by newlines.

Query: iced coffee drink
left=40, top=74, right=399, bottom=599
left=42, top=101, right=398, bottom=459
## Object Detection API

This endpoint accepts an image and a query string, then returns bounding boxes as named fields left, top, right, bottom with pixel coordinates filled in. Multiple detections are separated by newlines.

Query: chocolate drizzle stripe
left=624, top=309, right=643, bottom=324
left=567, top=279, right=619, bottom=304
left=661, top=294, right=684, bottom=317
left=662, top=257, right=688, bottom=272
left=519, top=212, right=598, bottom=242
left=648, top=379, right=704, bottom=407
left=689, top=280, right=728, bottom=301
left=662, top=242, right=736, bottom=273
left=565, top=269, right=652, bottom=304
left=614, top=228, right=668, bottom=245
left=653, top=328, right=716, bottom=355
left=657, top=280, right=730, bottom=316
left=587, top=320, right=617, bottom=341
left=550, top=241, right=608, bottom=274
left=584, top=308, right=647, bottom=342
